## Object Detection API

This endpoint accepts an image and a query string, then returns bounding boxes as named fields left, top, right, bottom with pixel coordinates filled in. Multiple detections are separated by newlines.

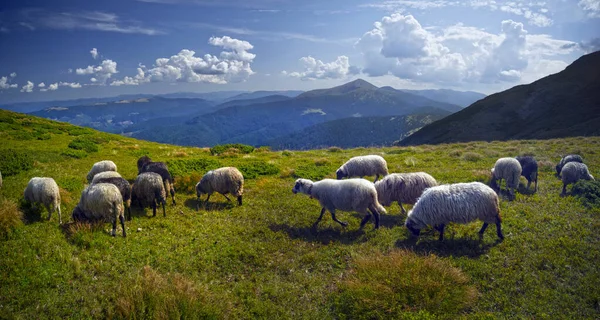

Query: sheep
left=490, top=157, right=522, bottom=197
left=556, top=154, right=584, bottom=175
left=131, top=172, right=166, bottom=217
left=92, top=174, right=132, bottom=221
left=560, top=162, right=595, bottom=195
left=137, top=156, right=176, bottom=205
left=292, top=178, right=386, bottom=229
left=515, top=156, right=538, bottom=191
left=375, top=172, right=438, bottom=214
left=405, top=182, right=503, bottom=241
left=24, top=177, right=62, bottom=224
left=195, top=167, right=244, bottom=210
left=86, top=160, right=117, bottom=183
left=72, top=183, right=126, bottom=237
left=336, top=155, right=389, bottom=183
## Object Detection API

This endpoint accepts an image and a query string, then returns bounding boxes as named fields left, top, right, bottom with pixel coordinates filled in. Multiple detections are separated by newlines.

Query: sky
left=0, top=0, right=599, bottom=103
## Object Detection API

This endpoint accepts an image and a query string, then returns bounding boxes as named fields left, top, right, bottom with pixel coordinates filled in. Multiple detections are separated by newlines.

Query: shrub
left=0, top=198, right=24, bottom=239
left=462, top=152, right=483, bottom=162
left=332, top=250, right=477, bottom=319
left=281, top=150, right=293, bottom=157
left=66, top=126, right=93, bottom=136
left=293, top=164, right=333, bottom=181
left=238, top=160, right=280, bottom=179
left=167, top=158, right=221, bottom=178
left=0, top=149, right=34, bottom=176
left=173, top=173, right=203, bottom=195
left=115, top=266, right=221, bottom=319
left=328, top=146, right=343, bottom=153
left=9, top=130, right=36, bottom=140
left=62, top=149, right=88, bottom=159
left=68, top=137, right=99, bottom=153
left=571, top=180, right=600, bottom=208
left=210, top=144, right=254, bottom=156
left=256, top=146, right=271, bottom=153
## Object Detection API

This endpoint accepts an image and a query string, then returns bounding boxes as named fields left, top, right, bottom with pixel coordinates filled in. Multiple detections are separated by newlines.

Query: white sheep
left=92, top=173, right=132, bottom=220
left=86, top=160, right=118, bottom=183
left=91, top=171, right=122, bottom=180
left=292, top=178, right=387, bottom=229
left=132, top=172, right=166, bottom=217
left=556, top=154, right=583, bottom=175
left=72, top=183, right=126, bottom=237
left=560, top=162, right=595, bottom=195
left=491, top=157, right=522, bottom=197
left=336, top=155, right=389, bottom=182
left=375, top=172, right=438, bottom=214
left=405, top=182, right=503, bottom=241
left=24, top=177, right=62, bottom=224
left=195, top=167, right=244, bottom=210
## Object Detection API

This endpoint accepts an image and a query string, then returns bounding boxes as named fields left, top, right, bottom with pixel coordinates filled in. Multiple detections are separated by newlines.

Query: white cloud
left=90, top=48, right=98, bottom=59
left=76, top=59, right=118, bottom=84
left=59, top=82, right=82, bottom=88
left=110, top=36, right=256, bottom=86
left=579, top=0, right=600, bottom=18
left=38, top=82, right=46, bottom=88
left=10, top=72, right=16, bottom=78
left=48, top=83, right=58, bottom=91
left=20, top=81, right=34, bottom=93
left=283, top=56, right=359, bottom=80
left=0, top=76, right=19, bottom=89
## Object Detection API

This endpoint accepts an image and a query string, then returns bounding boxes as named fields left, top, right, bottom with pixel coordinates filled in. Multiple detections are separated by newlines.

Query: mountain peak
left=297, top=79, right=378, bottom=98
left=338, top=79, right=378, bottom=90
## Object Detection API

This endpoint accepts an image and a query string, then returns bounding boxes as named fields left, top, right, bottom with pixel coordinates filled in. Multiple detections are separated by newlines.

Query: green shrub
left=8, top=130, right=36, bottom=140
left=0, top=149, right=34, bottom=176
left=66, top=126, right=93, bottom=136
left=62, top=149, right=88, bottom=159
left=293, top=163, right=334, bottom=180
left=0, top=198, right=24, bottom=239
left=68, top=137, right=99, bottom=153
left=332, top=250, right=477, bottom=319
left=37, top=133, right=52, bottom=140
left=173, top=173, right=204, bottom=195
left=328, top=146, right=343, bottom=153
left=238, top=160, right=280, bottom=179
left=210, top=144, right=254, bottom=156
left=462, top=152, right=483, bottom=162
left=167, top=158, right=221, bottom=177
left=281, top=150, right=293, bottom=157
left=571, top=180, right=600, bottom=208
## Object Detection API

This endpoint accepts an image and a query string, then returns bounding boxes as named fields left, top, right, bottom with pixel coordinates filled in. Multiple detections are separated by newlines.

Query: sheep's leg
left=237, top=196, right=243, bottom=206
left=330, top=210, right=348, bottom=227
left=152, top=199, right=157, bottom=217
left=496, top=220, right=504, bottom=240
left=170, top=186, right=176, bottom=205
left=111, top=219, right=117, bottom=237
left=527, top=180, right=531, bottom=190
left=196, top=196, right=201, bottom=211
left=373, top=175, right=379, bottom=183
left=127, top=204, right=132, bottom=221
left=45, top=204, right=52, bottom=221
left=313, top=208, right=327, bottom=227
left=436, top=224, right=445, bottom=241
left=162, top=200, right=166, bottom=217
left=398, top=201, right=407, bottom=214
left=205, top=194, right=211, bottom=207
left=57, top=205, right=62, bottom=225
left=222, top=194, right=232, bottom=202
left=561, top=184, right=567, bottom=196
left=478, top=222, right=489, bottom=239
left=535, top=179, right=538, bottom=192
left=368, top=206, right=380, bottom=229
left=359, top=211, right=372, bottom=230
left=120, top=215, right=126, bottom=237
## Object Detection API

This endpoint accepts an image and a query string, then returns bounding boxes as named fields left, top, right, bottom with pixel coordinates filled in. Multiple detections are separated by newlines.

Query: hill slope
left=399, top=51, right=600, bottom=146
left=400, top=89, right=486, bottom=107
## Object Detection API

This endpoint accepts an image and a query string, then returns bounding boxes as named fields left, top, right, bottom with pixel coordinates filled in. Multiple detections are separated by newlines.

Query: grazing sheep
left=375, top=172, right=438, bottom=214
left=92, top=174, right=132, bottom=220
left=132, top=172, right=166, bottom=217
left=560, top=162, right=595, bottom=195
left=24, top=177, right=62, bottom=224
left=195, top=167, right=244, bottom=210
left=72, top=183, right=126, bottom=237
left=336, top=155, right=389, bottom=183
left=86, top=160, right=118, bottom=183
left=515, top=156, right=538, bottom=191
left=137, top=156, right=176, bottom=205
left=556, top=154, right=584, bottom=175
left=292, top=178, right=386, bottom=229
left=405, top=182, right=503, bottom=241
left=491, top=157, right=522, bottom=197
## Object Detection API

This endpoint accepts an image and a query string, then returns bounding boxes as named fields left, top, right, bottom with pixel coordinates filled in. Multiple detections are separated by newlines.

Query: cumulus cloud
left=579, top=0, right=600, bottom=18
left=90, top=48, right=98, bottom=59
left=38, top=82, right=46, bottom=88
left=355, top=13, right=577, bottom=86
left=75, top=59, right=118, bottom=84
left=20, top=81, right=34, bottom=93
left=59, top=82, right=82, bottom=88
left=283, top=55, right=360, bottom=80
left=110, top=36, right=256, bottom=86
left=10, top=72, right=16, bottom=78
left=47, top=83, right=59, bottom=91
left=0, top=74, right=19, bottom=89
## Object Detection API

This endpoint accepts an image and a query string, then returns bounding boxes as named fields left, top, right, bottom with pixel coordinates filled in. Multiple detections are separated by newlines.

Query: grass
left=0, top=109, right=599, bottom=319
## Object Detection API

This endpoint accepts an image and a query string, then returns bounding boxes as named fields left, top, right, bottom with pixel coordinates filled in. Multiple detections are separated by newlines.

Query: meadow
left=0, top=109, right=599, bottom=319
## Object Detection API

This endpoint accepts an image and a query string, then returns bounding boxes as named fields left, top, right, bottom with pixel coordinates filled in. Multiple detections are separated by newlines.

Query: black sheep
left=555, top=154, right=584, bottom=175
left=516, top=156, right=538, bottom=192
left=137, top=156, right=176, bottom=205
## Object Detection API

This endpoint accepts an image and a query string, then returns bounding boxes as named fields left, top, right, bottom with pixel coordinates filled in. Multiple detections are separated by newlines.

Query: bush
left=332, top=250, right=477, bottom=319
left=167, top=158, right=221, bottom=178
left=571, top=180, right=600, bottom=208
left=66, top=126, right=93, bottom=136
left=210, top=144, right=254, bottom=156
left=293, top=164, right=334, bottom=180
left=8, top=130, right=36, bottom=140
left=0, top=198, right=24, bottom=239
left=238, top=160, right=280, bottom=179
left=328, top=146, right=343, bottom=153
left=462, top=152, right=483, bottom=162
left=0, top=149, right=34, bottom=176
left=62, top=149, right=88, bottom=159
left=173, top=173, right=203, bottom=195
left=68, top=137, right=99, bottom=153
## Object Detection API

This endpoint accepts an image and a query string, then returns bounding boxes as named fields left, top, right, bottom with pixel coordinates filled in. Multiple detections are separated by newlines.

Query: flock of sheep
left=6, top=151, right=595, bottom=241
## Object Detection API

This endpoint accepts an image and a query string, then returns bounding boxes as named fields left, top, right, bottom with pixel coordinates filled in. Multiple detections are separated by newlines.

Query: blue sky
left=0, top=0, right=599, bottom=103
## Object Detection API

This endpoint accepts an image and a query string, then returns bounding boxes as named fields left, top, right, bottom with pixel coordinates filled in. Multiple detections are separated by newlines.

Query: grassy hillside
left=1, top=109, right=599, bottom=319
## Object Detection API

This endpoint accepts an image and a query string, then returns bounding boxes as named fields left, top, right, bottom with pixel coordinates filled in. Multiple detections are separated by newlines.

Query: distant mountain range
left=399, top=51, right=600, bottom=146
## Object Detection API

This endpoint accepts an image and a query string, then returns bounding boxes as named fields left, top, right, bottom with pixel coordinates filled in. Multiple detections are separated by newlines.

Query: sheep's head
left=195, top=182, right=205, bottom=197
left=292, top=179, right=313, bottom=195
left=137, top=155, right=152, bottom=174
left=405, top=217, right=421, bottom=237
left=336, top=168, right=346, bottom=180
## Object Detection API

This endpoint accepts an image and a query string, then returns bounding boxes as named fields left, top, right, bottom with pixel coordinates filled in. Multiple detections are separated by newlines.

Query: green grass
left=0, top=109, right=599, bottom=319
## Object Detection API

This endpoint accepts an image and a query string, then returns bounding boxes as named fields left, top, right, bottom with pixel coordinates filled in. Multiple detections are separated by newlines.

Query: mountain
left=268, top=109, right=451, bottom=150
left=130, top=79, right=464, bottom=147
left=215, top=95, right=293, bottom=110
left=30, top=97, right=215, bottom=133
left=223, top=90, right=303, bottom=102
left=0, top=94, right=155, bottom=113
left=158, top=91, right=247, bottom=101
left=399, top=51, right=600, bottom=146
left=400, top=89, right=486, bottom=107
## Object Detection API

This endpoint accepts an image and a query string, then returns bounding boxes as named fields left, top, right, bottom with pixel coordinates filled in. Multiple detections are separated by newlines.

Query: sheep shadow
left=495, top=188, right=517, bottom=201
left=350, top=212, right=406, bottom=229
left=269, top=223, right=368, bottom=245
left=517, top=183, right=537, bottom=195
left=184, top=198, right=234, bottom=212
left=395, top=232, right=502, bottom=258
left=19, top=201, right=46, bottom=224
left=60, top=221, right=118, bottom=246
